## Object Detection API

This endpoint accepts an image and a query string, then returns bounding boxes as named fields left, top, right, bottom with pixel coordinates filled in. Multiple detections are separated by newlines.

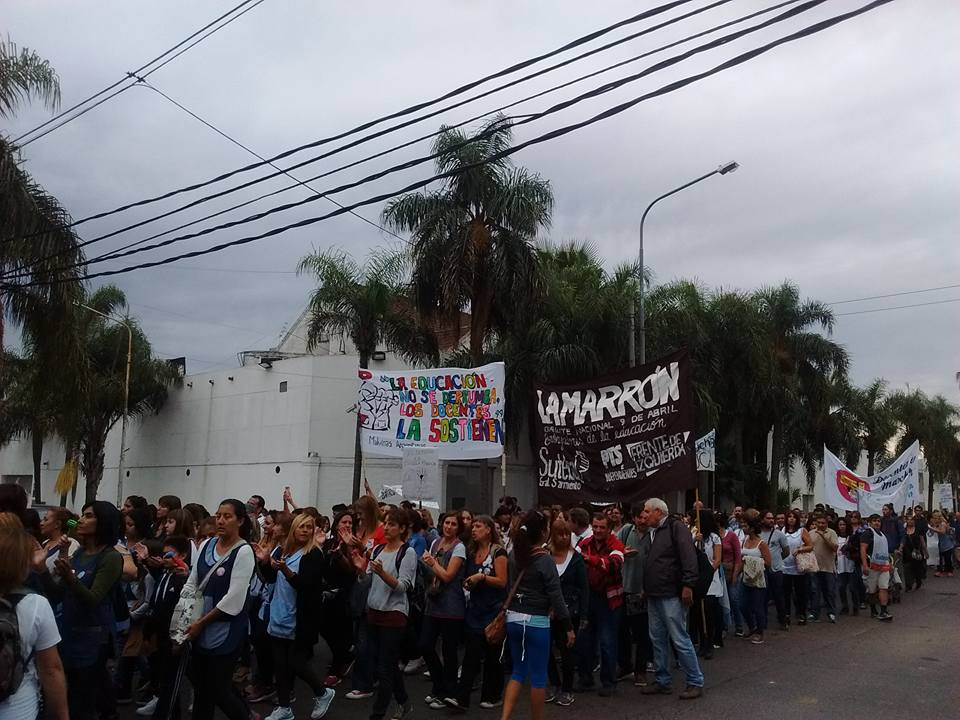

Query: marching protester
left=447, top=515, right=507, bottom=711
left=420, top=513, right=467, bottom=709
left=639, top=498, right=704, bottom=699
left=781, top=510, right=814, bottom=626
left=547, top=512, right=588, bottom=705
left=761, top=510, right=790, bottom=631
left=929, top=510, right=956, bottom=577
left=809, top=513, right=840, bottom=623
left=38, top=508, right=79, bottom=574
left=901, top=514, right=928, bottom=591
left=836, top=518, right=859, bottom=613
left=738, top=510, right=771, bottom=644
left=181, top=499, right=257, bottom=719
left=500, top=510, right=573, bottom=720
left=860, top=514, right=894, bottom=621
left=319, top=510, right=360, bottom=686
left=575, top=512, right=624, bottom=695
left=691, top=510, right=724, bottom=658
left=617, top=505, right=652, bottom=686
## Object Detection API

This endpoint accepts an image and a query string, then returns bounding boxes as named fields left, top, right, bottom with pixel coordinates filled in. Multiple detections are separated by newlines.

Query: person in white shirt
left=3, top=525, right=68, bottom=720
left=568, top=508, right=593, bottom=551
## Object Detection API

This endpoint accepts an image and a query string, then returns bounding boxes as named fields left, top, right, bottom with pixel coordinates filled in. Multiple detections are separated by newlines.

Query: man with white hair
left=638, top=498, right=704, bottom=699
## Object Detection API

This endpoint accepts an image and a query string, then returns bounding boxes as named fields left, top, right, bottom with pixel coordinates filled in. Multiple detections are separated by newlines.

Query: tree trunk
left=31, top=426, right=44, bottom=505
left=353, top=354, right=370, bottom=502
left=867, top=452, right=875, bottom=477
left=769, top=420, right=784, bottom=510
left=81, top=437, right=106, bottom=506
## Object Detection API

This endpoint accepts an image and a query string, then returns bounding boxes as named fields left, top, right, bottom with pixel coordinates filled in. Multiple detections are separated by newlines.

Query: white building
left=0, top=308, right=538, bottom=514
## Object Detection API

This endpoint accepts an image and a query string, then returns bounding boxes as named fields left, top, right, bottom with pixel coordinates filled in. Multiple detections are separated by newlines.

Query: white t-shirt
left=702, top=533, right=724, bottom=597
left=0, top=593, right=61, bottom=720
left=42, top=537, right=80, bottom=575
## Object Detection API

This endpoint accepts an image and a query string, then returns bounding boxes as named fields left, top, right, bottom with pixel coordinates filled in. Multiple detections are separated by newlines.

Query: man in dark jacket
left=639, top=498, right=703, bottom=700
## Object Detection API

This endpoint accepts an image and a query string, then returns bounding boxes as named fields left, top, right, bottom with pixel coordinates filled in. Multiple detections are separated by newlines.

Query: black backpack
left=668, top=520, right=713, bottom=599
left=371, top=542, right=424, bottom=613
left=0, top=592, right=29, bottom=702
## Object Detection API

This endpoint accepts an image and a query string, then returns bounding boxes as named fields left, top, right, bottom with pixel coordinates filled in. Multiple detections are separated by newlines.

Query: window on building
left=279, top=381, right=288, bottom=393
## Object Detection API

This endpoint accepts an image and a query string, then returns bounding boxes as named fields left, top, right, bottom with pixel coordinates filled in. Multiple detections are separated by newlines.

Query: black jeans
left=782, top=573, right=809, bottom=621
left=419, top=615, right=462, bottom=697
left=273, top=636, right=326, bottom=707
left=151, top=640, right=182, bottom=720
left=689, top=596, right=721, bottom=652
left=617, top=606, right=652, bottom=675
left=250, top=612, right=275, bottom=687
left=549, top=615, right=579, bottom=692
left=369, top=622, right=408, bottom=720
left=765, top=570, right=787, bottom=625
left=319, top=595, right=354, bottom=676
left=66, top=644, right=116, bottom=720
left=456, top=628, right=503, bottom=706
left=188, top=648, right=250, bottom=720
left=939, top=550, right=955, bottom=573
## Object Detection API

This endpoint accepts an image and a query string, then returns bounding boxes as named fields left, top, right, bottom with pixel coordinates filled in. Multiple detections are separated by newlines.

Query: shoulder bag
left=795, top=548, right=819, bottom=574
left=484, top=567, right=527, bottom=646
left=170, top=540, right=245, bottom=645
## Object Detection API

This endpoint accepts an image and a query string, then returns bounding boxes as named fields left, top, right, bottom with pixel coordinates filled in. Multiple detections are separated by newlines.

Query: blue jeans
left=740, top=585, right=767, bottom=633
left=811, top=571, right=838, bottom=618
left=647, top=596, right=704, bottom=689
left=576, top=593, right=619, bottom=689
left=727, top=578, right=745, bottom=630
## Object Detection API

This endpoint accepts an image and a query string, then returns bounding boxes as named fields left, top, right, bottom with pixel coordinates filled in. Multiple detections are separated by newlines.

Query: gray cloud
left=4, top=0, right=958, bottom=397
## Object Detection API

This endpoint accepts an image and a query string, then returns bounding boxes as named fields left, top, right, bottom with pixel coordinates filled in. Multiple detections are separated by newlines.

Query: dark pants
left=369, top=623, right=408, bottom=720
left=188, top=648, right=249, bottom=720
left=765, top=570, right=787, bottom=625
left=782, top=573, right=808, bottom=621
left=576, top=593, right=619, bottom=689
left=150, top=641, right=181, bottom=720
left=741, top=585, right=767, bottom=634
left=838, top=572, right=856, bottom=610
left=66, top=644, right=116, bottom=720
left=273, top=637, right=326, bottom=707
left=319, top=595, right=354, bottom=676
left=456, top=628, right=503, bottom=706
left=352, top=615, right=374, bottom=692
left=811, top=571, right=838, bottom=618
left=617, top=605, right=652, bottom=675
left=904, top=559, right=926, bottom=590
left=400, top=604, right=423, bottom=666
left=419, top=615, right=462, bottom=697
left=689, top=596, right=721, bottom=652
left=939, top=550, right=955, bottom=573
left=548, top=615, right=579, bottom=692
left=250, top=612, right=275, bottom=687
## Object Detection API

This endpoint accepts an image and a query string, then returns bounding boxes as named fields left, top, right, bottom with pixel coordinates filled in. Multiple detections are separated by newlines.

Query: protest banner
left=822, top=441, right=920, bottom=513
left=696, top=429, right=716, bottom=472
left=401, top=447, right=441, bottom=504
left=534, top=350, right=697, bottom=506
left=935, top=483, right=955, bottom=511
left=358, top=362, right=505, bottom=459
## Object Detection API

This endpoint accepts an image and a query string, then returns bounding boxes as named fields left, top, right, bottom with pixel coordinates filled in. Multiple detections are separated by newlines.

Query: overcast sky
left=5, top=0, right=959, bottom=399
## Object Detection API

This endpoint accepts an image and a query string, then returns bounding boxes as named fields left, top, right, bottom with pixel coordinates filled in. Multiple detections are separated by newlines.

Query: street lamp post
left=629, top=161, right=739, bottom=367
left=77, top=303, right=132, bottom=506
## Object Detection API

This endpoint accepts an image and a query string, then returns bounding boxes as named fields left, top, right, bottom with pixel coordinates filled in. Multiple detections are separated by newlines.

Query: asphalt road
left=124, top=574, right=960, bottom=719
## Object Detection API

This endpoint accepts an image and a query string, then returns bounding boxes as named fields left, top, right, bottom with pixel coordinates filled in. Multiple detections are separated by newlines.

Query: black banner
left=534, top=350, right=697, bottom=507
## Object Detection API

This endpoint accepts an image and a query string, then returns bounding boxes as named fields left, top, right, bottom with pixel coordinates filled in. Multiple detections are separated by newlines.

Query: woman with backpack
left=366, top=508, right=418, bottom=720
left=501, top=510, right=573, bottom=720
left=181, top=499, right=256, bottom=720
left=36, top=500, right=123, bottom=720
left=261, top=512, right=335, bottom=720
left=738, top=510, right=772, bottom=645
left=445, top=515, right=508, bottom=712
left=1, top=524, right=68, bottom=720
left=419, top=512, right=466, bottom=710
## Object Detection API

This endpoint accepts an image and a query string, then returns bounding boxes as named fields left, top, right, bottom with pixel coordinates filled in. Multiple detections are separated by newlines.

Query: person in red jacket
left=575, top=513, right=625, bottom=696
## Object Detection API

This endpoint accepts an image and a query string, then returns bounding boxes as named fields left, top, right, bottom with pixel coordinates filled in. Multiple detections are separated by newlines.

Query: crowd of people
left=0, top=480, right=956, bottom=720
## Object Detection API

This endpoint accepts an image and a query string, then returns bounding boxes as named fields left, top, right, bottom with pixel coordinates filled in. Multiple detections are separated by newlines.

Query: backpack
left=371, top=543, right=424, bottom=614
left=0, top=592, right=29, bottom=702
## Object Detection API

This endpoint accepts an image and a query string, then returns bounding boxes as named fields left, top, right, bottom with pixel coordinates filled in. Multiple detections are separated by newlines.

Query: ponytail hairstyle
left=511, top=510, right=548, bottom=571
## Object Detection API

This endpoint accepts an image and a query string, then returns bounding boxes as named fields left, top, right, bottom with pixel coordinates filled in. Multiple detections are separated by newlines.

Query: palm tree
left=381, top=114, right=553, bottom=364
left=1, top=39, right=83, bottom=351
left=889, top=389, right=960, bottom=508
left=753, top=283, right=848, bottom=508
left=70, top=286, right=180, bottom=503
left=297, top=247, right=439, bottom=500
left=1, top=38, right=60, bottom=118
left=849, top=378, right=896, bottom=475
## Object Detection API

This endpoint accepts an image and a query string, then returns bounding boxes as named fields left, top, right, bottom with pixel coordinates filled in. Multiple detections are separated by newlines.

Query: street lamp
left=76, top=303, right=133, bottom=506
left=629, top=161, right=739, bottom=367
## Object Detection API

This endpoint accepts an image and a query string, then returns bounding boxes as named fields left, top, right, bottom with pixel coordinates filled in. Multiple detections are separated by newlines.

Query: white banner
left=935, top=483, right=955, bottom=511
left=378, top=483, right=440, bottom=510
left=358, top=362, right=505, bottom=459
left=822, top=441, right=920, bottom=513
left=695, top=429, right=716, bottom=472
left=401, top=448, right=441, bottom=504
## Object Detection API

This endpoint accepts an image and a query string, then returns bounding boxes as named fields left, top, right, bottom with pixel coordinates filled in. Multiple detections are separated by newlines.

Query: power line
left=834, top=297, right=960, bottom=317
left=24, top=0, right=894, bottom=284
left=827, top=283, right=960, bottom=306
left=12, top=0, right=266, bottom=147
left=3, top=0, right=802, bottom=274
left=16, top=0, right=832, bottom=279
left=135, top=80, right=406, bottom=243
left=69, top=0, right=706, bottom=227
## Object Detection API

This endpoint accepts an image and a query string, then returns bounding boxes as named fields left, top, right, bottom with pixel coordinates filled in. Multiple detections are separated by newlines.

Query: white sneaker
left=266, top=707, right=295, bottom=720
left=136, top=697, right=158, bottom=716
left=479, top=700, right=503, bottom=709
left=403, top=658, right=425, bottom=674
left=311, top=689, right=335, bottom=720
left=345, top=690, right=374, bottom=700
